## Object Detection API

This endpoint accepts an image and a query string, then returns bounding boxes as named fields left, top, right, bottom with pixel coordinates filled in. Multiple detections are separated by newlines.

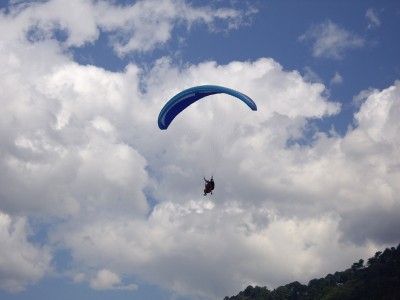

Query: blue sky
left=0, top=1, right=399, bottom=300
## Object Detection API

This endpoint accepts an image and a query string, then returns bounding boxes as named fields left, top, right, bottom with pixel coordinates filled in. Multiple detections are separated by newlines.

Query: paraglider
left=203, top=176, right=215, bottom=196
left=158, top=85, right=257, bottom=130
left=158, top=85, right=257, bottom=195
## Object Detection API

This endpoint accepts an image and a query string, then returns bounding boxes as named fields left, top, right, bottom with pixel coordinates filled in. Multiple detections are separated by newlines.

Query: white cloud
left=52, top=202, right=382, bottom=299
left=352, top=87, right=377, bottom=107
left=0, top=212, right=52, bottom=293
left=299, top=20, right=365, bottom=59
left=366, top=8, right=381, bottom=29
left=0, top=53, right=149, bottom=218
left=90, top=269, right=120, bottom=290
left=353, top=81, right=400, bottom=146
left=330, top=71, right=343, bottom=85
left=90, top=269, right=138, bottom=291
left=1, top=0, right=255, bottom=55
left=303, top=66, right=323, bottom=83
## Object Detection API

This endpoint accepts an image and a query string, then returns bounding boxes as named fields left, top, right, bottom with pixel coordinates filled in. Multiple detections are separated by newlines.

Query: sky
left=0, top=0, right=400, bottom=299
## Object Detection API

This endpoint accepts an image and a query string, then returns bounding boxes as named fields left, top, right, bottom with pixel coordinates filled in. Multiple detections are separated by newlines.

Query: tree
left=223, top=243, right=400, bottom=300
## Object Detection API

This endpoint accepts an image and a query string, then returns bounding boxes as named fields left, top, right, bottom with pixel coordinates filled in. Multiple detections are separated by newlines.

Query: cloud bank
left=2, top=0, right=255, bottom=55
left=0, top=212, right=51, bottom=292
left=0, top=1, right=399, bottom=299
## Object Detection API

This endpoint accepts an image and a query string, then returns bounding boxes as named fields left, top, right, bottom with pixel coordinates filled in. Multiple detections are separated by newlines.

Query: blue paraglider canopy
left=158, top=85, right=257, bottom=130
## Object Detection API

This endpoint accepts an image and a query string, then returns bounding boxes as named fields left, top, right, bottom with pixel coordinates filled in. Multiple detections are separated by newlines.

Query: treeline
left=224, top=243, right=400, bottom=300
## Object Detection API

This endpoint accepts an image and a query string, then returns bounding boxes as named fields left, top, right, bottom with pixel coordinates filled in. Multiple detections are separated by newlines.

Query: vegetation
left=224, top=243, right=400, bottom=300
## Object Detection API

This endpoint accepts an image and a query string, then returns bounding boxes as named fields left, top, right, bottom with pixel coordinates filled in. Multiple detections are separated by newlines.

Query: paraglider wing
left=158, top=85, right=257, bottom=130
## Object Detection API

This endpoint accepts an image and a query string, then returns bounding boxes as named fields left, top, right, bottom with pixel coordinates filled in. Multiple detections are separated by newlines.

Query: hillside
left=224, top=243, right=400, bottom=300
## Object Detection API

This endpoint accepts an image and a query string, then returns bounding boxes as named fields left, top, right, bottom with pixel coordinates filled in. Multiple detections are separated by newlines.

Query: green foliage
left=224, top=243, right=400, bottom=300
left=223, top=285, right=271, bottom=300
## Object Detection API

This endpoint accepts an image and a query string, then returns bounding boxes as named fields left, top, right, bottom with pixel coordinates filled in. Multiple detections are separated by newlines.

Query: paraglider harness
left=204, top=176, right=215, bottom=196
